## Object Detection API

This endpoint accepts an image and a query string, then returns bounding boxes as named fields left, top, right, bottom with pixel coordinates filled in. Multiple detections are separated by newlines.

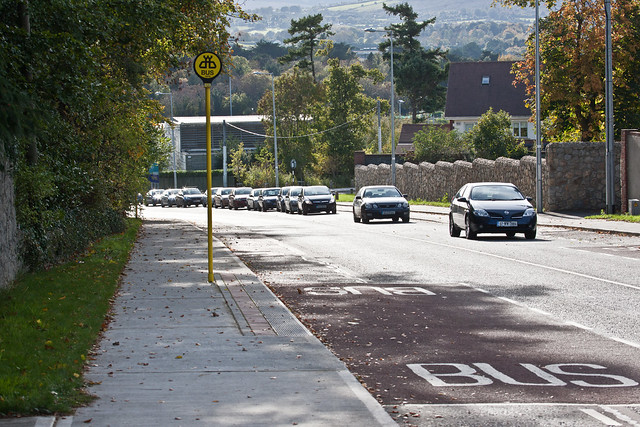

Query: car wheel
left=402, top=215, right=409, bottom=223
left=506, top=231, right=516, bottom=238
left=392, top=216, right=399, bottom=222
left=302, top=205, right=308, bottom=215
left=449, top=214, right=461, bottom=237
left=525, top=229, right=537, bottom=240
left=465, top=215, right=476, bottom=239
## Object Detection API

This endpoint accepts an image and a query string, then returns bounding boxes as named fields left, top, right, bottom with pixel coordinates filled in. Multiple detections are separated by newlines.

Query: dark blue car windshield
left=470, top=185, right=524, bottom=201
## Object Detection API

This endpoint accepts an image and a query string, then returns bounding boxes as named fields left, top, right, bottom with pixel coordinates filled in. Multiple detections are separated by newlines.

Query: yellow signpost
left=193, top=52, right=222, bottom=282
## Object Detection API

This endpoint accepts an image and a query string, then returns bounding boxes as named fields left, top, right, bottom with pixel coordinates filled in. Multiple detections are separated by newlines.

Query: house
left=159, top=115, right=267, bottom=170
left=444, top=61, right=533, bottom=140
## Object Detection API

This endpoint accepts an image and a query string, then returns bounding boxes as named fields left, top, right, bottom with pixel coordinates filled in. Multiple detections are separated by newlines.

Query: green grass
left=0, top=218, right=141, bottom=416
left=336, top=193, right=450, bottom=207
left=586, top=213, right=640, bottom=223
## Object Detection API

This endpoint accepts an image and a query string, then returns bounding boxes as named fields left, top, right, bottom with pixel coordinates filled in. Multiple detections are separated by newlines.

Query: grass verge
left=0, top=218, right=142, bottom=416
left=585, top=213, right=640, bottom=223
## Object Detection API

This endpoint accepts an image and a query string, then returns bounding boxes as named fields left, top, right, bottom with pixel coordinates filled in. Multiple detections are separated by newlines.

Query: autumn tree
left=379, top=2, right=448, bottom=122
left=497, top=0, right=640, bottom=141
left=280, top=14, right=334, bottom=83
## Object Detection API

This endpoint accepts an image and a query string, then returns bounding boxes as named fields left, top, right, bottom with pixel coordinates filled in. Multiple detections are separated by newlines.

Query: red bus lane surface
left=275, top=283, right=640, bottom=405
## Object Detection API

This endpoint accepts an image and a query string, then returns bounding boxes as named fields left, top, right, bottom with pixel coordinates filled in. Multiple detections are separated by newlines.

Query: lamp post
left=254, top=71, right=279, bottom=187
left=155, top=91, right=178, bottom=188
left=366, top=28, right=396, bottom=186
left=534, top=0, right=543, bottom=213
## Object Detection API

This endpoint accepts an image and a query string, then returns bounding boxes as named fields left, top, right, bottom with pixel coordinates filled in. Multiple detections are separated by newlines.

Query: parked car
left=213, top=188, right=233, bottom=208
left=449, top=182, right=537, bottom=240
left=298, top=185, right=336, bottom=215
left=247, top=188, right=262, bottom=210
left=228, top=187, right=252, bottom=209
left=175, top=187, right=204, bottom=207
left=258, top=187, right=280, bottom=212
left=202, top=188, right=218, bottom=207
left=161, top=189, right=181, bottom=207
left=144, top=189, right=164, bottom=206
left=352, top=185, right=410, bottom=223
left=285, top=186, right=302, bottom=214
left=277, top=186, right=291, bottom=212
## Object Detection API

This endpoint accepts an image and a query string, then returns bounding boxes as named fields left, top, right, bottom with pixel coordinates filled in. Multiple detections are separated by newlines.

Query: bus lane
left=275, top=282, right=640, bottom=407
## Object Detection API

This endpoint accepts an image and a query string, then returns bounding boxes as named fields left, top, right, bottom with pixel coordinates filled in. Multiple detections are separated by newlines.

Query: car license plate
left=382, top=210, right=395, bottom=215
left=316, top=204, right=326, bottom=209
left=497, top=221, right=518, bottom=227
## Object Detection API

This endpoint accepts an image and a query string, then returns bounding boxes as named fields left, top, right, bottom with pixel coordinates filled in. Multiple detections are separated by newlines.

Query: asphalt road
left=143, top=204, right=640, bottom=426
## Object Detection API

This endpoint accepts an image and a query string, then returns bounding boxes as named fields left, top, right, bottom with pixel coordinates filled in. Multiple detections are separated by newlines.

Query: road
left=143, top=204, right=640, bottom=426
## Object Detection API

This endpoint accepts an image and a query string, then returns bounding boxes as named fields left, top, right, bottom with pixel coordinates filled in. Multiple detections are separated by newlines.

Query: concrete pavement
left=1, top=207, right=638, bottom=426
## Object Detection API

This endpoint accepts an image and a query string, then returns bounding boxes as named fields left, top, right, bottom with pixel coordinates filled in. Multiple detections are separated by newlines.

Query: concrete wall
left=355, top=142, right=622, bottom=212
left=0, top=158, right=19, bottom=289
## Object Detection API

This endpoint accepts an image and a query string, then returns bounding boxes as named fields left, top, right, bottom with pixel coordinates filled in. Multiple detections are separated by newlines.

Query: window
left=482, top=76, right=490, bottom=85
left=512, top=121, right=528, bottom=138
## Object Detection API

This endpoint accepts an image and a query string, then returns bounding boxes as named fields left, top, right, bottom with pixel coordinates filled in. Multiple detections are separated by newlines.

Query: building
left=444, top=61, right=533, bottom=140
left=159, top=115, right=267, bottom=170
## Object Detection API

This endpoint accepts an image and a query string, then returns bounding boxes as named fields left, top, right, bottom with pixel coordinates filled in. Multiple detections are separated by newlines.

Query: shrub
left=412, top=126, right=471, bottom=163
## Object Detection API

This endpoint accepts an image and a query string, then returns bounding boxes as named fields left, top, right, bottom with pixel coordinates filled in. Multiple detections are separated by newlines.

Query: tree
left=466, top=109, right=528, bottom=159
left=380, top=2, right=448, bottom=122
left=312, top=59, right=383, bottom=182
left=497, top=0, right=640, bottom=141
left=280, top=14, right=334, bottom=83
left=0, top=0, right=256, bottom=269
left=257, top=69, right=323, bottom=183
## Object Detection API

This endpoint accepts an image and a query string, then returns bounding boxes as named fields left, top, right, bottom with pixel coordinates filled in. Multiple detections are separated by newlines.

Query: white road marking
left=581, top=408, right=622, bottom=425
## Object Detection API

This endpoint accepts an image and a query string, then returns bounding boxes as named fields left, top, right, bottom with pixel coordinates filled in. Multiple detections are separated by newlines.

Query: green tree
left=280, top=14, right=334, bottom=83
left=466, top=109, right=528, bottom=159
left=413, top=127, right=471, bottom=163
left=0, top=0, right=256, bottom=269
left=313, top=59, right=383, bottom=182
left=257, top=69, right=324, bottom=183
left=380, top=2, right=448, bottom=122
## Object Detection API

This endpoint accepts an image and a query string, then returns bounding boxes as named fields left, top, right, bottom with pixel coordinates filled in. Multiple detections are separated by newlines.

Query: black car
left=247, top=188, right=262, bottom=210
left=298, top=185, right=336, bottom=215
left=285, top=186, right=302, bottom=214
left=176, top=188, right=204, bottom=207
left=352, top=185, right=410, bottom=223
left=213, top=188, right=233, bottom=208
left=228, top=187, right=252, bottom=209
left=258, top=187, right=280, bottom=212
left=449, top=182, right=537, bottom=240
left=144, top=189, right=164, bottom=206
left=277, top=186, right=291, bottom=212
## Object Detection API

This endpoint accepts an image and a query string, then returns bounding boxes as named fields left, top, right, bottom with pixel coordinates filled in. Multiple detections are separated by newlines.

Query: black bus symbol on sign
left=194, top=52, right=221, bottom=82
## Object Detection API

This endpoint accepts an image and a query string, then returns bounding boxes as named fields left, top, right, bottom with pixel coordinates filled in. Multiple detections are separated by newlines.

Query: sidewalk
left=1, top=219, right=394, bottom=427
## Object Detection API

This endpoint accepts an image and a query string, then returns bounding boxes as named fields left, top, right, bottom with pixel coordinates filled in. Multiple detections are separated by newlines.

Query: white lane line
left=581, top=408, right=622, bottom=426
left=602, top=406, right=640, bottom=426
left=375, top=230, right=640, bottom=292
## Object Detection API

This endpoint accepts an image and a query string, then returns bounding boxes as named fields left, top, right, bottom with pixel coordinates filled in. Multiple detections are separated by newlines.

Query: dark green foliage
left=467, top=109, right=529, bottom=160
left=280, top=13, right=334, bottom=82
left=412, top=127, right=471, bottom=163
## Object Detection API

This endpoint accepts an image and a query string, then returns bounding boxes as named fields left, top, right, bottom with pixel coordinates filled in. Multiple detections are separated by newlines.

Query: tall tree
left=280, top=14, right=334, bottom=83
left=312, top=59, right=383, bottom=182
left=380, top=2, right=448, bottom=122
left=497, top=0, right=640, bottom=141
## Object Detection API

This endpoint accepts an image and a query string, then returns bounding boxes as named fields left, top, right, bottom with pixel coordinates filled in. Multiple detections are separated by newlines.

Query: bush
left=412, top=126, right=471, bottom=163
left=466, top=109, right=528, bottom=160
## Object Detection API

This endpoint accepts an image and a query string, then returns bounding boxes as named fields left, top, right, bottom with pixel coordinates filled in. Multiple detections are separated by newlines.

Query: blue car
left=352, top=185, right=409, bottom=223
left=449, top=182, right=537, bottom=240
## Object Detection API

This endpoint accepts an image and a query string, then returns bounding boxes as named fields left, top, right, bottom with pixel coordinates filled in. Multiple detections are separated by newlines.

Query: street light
left=254, top=71, right=279, bottom=187
left=155, top=91, right=178, bottom=188
left=365, top=28, right=396, bottom=186
left=398, top=99, right=404, bottom=117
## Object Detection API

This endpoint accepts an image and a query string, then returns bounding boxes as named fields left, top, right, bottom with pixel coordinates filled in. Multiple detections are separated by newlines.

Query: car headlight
left=330, top=196, right=335, bottom=203
left=401, top=202, right=409, bottom=208
left=473, top=208, right=490, bottom=217
left=523, top=208, right=536, bottom=217
left=305, top=198, right=312, bottom=205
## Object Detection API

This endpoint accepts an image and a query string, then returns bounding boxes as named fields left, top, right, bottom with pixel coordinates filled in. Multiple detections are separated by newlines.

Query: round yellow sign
left=193, top=52, right=222, bottom=83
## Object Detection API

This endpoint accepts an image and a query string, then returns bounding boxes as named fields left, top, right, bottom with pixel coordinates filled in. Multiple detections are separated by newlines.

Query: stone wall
left=0, top=158, right=19, bottom=289
left=355, top=142, right=621, bottom=212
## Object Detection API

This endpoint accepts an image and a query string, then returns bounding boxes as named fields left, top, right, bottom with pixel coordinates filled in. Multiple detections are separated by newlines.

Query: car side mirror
left=457, top=197, right=468, bottom=203
left=526, top=196, right=533, bottom=202
left=403, top=194, right=408, bottom=199
left=355, top=195, right=362, bottom=200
